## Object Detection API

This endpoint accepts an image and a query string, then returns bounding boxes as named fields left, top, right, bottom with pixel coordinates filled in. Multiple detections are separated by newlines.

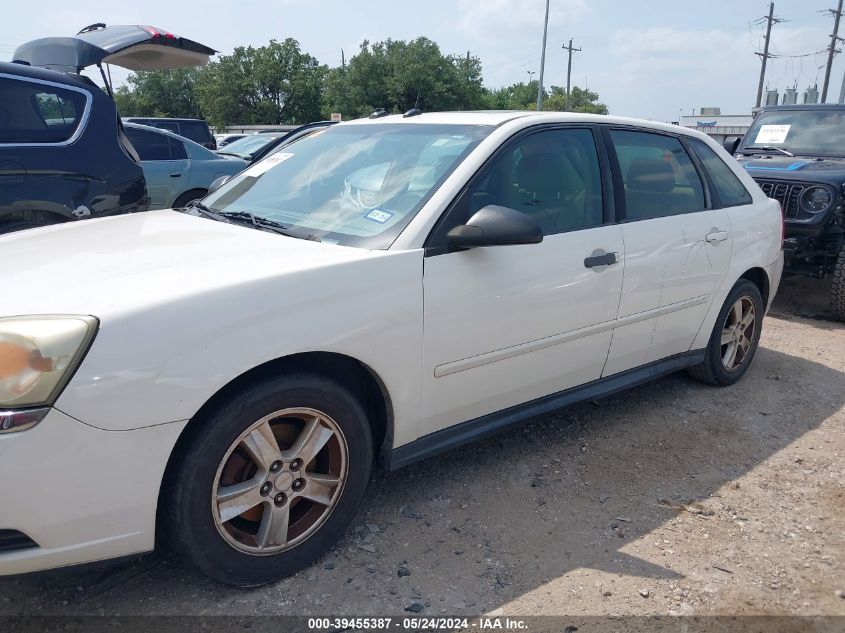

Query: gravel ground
left=1, top=275, right=843, bottom=617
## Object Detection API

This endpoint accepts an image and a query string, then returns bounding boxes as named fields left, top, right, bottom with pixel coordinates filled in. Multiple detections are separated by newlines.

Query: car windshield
left=202, top=123, right=492, bottom=248
left=742, top=109, right=845, bottom=156
left=218, top=134, right=280, bottom=158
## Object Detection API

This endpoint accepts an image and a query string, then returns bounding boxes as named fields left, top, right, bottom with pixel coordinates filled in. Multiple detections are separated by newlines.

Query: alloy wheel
left=211, top=408, right=348, bottom=554
left=720, top=296, right=756, bottom=372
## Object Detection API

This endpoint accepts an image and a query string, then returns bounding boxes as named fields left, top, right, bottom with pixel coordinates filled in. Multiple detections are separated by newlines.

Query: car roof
left=339, top=110, right=712, bottom=139
left=759, top=103, right=845, bottom=112
left=124, top=117, right=208, bottom=123
left=124, top=121, right=215, bottom=153
left=0, top=60, right=94, bottom=89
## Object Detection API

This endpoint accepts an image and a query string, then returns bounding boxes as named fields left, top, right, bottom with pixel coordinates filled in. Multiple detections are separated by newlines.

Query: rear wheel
left=172, top=189, right=208, bottom=209
left=831, top=244, right=845, bottom=321
left=162, top=373, right=373, bottom=586
left=688, top=280, right=764, bottom=386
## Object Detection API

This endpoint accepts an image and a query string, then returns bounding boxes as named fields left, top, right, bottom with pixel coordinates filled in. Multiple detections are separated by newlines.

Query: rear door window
left=0, top=77, right=88, bottom=144
left=169, top=136, right=188, bottom=160
left=687, top=138, right=752, bottom=207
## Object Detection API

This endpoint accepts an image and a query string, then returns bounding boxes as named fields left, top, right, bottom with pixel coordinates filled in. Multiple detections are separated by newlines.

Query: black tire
left=0, top=220, right=43, bottom=235
left=171, top=189, right=208, bottom=209
left=162, top=372, right=373, bottom=586
left=687, top=279, right=764, bottom=386
left=831, top=244, right=845, bottom=322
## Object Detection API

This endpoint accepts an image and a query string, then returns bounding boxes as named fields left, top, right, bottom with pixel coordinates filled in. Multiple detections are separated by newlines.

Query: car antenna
left=369, top=108, right=388, bottom=119
left=403, top=95, right=422, bottom=118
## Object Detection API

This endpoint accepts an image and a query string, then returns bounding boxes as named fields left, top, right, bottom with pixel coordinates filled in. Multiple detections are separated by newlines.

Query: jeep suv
left=732, top=104, right=845, bottom=319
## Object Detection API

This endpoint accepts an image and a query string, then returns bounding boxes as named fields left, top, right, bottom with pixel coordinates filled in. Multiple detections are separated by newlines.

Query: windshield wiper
left=187, top=201, right=228, bottom=221
left=217, top=210, right=322, bottom=242
left=743, top=146, right=795, bottom=157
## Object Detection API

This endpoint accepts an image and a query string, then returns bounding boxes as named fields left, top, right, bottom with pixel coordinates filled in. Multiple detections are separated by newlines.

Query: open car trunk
left=13, top=24, right=216, bottom=75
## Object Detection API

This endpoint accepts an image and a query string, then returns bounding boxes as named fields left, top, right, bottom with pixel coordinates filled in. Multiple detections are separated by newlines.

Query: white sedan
left=0, top=111, right=783, bottom=586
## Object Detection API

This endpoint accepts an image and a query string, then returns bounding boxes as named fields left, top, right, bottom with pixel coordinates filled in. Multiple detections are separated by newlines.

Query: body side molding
left=386, top=350, right=704, bottom=470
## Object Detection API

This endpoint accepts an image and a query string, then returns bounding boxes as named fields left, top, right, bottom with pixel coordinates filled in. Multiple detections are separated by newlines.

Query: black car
left=124, top=117, right=217, bottom=150
left=730, top=104, right=845, bottom=320
left=0, top=24, right=215, bottom=235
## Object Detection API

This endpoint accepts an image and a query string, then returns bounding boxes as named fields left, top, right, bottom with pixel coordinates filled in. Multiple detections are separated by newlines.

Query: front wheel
left=688, top=280, right=764, bottom=386
left=162, top=373, right=373, bottom=586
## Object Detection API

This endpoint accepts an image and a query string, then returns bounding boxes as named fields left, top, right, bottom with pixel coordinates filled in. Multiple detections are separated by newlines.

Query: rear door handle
left=169, top=173, right=182, bottom=178
left=706, top=230, right=729, bottom=243
left=584, top=251, right=619, bottom=268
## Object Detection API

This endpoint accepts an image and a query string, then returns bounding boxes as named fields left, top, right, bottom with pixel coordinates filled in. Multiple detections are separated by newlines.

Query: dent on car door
left=420, top=127, right=624, bottom=437
left=602, top=128, right=733, bottom=376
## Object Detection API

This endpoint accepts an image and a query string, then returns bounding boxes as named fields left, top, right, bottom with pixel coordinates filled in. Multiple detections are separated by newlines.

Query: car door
left=124, top=127, right=190, bottom=209
left=602, top=128, right=733, bottom=376
left=420, top=126, right=625, bottom=436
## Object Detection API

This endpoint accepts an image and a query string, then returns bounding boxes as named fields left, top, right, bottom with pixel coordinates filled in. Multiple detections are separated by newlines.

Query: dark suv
left=731, top=104, right=845, bottom=320
left=0, top=24, right=215, bottom=235
left=124, top=117, right=216, bottom=150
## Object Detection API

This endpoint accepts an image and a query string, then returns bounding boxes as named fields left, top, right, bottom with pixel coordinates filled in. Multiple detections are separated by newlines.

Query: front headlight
left=800, top=185, right=834, bottom=214
left=0, top=316, right=98, bottom=408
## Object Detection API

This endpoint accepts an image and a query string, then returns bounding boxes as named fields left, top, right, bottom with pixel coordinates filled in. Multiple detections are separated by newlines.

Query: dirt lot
left=0, top=276, right=843, bottom=618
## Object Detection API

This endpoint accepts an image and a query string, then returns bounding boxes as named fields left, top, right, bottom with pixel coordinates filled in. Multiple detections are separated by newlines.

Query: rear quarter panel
left=689, top=137, right=783, bottom=349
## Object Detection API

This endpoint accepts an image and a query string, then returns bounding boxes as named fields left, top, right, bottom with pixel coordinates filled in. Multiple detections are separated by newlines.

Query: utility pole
left=341, top=49, right=345, bottom=69
left=562, top=38, right=581, bottom=111
left=536, top=0, right=550, bottom=111
left=822, top=0, right=844, bottom=102
left=755, top=3, right=784, bottom=108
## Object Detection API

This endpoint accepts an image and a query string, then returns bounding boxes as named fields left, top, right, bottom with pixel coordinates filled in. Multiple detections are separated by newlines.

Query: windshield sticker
left=754, top=124, right=790, bottom=145
left=364, top=208, right=393, bottom=223
left=242, top=152, right=295, bottom=177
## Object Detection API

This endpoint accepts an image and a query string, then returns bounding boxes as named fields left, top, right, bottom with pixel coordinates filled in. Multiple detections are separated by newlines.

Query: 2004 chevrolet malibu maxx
left=0, top=112, right=783, bottom=586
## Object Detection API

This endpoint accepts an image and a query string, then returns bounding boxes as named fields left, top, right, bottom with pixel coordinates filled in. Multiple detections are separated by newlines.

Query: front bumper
left=0, top=409, right=185, bottom=576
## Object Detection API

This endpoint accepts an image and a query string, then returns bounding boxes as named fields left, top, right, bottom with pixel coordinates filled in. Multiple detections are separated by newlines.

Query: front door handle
left=169, top=173, right=182, bottom=178
left=584, top=250, right=619, bottom=268
left=706, top=230, right=729, bottom=243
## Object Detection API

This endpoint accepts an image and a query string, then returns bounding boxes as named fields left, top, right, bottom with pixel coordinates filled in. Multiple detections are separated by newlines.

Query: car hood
left=0, top=210, right=378, bottom=318
left=13, top=24, right=216, bottom=74
left=738, top=155, right=845, bottom=184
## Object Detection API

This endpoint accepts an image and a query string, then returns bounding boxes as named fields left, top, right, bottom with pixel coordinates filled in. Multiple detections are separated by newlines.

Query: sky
left=2, top=0, right=845, bottom=122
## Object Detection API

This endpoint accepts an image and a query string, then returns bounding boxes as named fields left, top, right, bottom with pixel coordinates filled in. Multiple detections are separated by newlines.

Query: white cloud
left=456, top=0, right=591, bottom=39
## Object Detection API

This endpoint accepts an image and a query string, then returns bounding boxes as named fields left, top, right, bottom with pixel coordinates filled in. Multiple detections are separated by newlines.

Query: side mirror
left=209, top=175, right=231, bottom=193
left=723, top=136, right=742, bottom=155
left=447, top=205, right=543, bottom=250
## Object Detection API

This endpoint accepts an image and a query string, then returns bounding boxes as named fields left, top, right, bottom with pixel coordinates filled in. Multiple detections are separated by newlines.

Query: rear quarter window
left=0, top=77, right=88, bottom=144
left=688, top=138, right=752, bottom=207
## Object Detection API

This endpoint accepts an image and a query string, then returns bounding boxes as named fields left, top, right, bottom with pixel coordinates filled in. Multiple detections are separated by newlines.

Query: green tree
left=542, top=86, right=608, bottom=114
left=113, top=68, right=202, bottom=118
left=194, top=39, right=326, bottom=129
left=322, top=38, right=486, bottom=119
left=483, top=82, right=608, bottom=114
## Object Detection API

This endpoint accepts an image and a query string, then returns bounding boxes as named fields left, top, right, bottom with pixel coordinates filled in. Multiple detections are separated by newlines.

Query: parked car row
left=0, top=24, right=322, bottom=235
